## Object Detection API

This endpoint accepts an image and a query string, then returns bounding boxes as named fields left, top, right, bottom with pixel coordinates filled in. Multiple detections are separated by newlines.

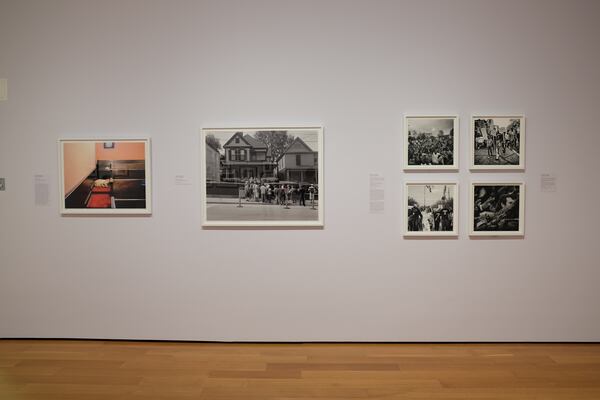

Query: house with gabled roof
left=276, top=137, right=318, bottom=184
left=221, top=132, right=276, bottom=180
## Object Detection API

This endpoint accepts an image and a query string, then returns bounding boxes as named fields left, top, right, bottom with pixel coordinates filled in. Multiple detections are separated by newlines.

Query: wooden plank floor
left=1, top=340, right=600, bottom=399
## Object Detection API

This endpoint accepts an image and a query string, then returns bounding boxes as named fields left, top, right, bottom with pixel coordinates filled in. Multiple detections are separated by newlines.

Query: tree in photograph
left=253, top=131, right=295, bottom=161
left=205, top=134, right=222, bottom=150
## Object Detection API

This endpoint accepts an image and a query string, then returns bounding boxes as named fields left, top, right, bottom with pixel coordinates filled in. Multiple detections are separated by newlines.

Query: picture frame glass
left=405, top=183, right=458, bottom=236
left=405, top=116, right=458, bottom=170
left=471, top=183, right=524, bottom=235
left=201, top=127, right=323, bottom=227
left=471, top=116, right=524, bottom=169
left=59, top=139, right=151, bottom=214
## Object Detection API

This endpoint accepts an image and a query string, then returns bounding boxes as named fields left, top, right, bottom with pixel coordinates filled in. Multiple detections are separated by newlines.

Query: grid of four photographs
left=402, top=115, right=525, bottom=237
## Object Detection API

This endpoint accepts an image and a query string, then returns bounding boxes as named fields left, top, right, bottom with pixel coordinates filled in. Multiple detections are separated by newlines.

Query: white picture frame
left=403, top=182, right=459, bottom=237
left=200, top=126, right=324, bottom=227
left=58, top=138, right=152, bottom=215
left=469, top=182, right=525, bottom=237
left=403, top=115, right=459, bottom=171
left=470, top=115, right=525, bottom=170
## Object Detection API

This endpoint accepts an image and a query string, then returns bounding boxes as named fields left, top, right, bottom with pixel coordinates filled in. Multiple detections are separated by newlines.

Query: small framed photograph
left=404, top=182, right=458, bottom=237
left=58, top=138, right=152, bottom=214
left=404, top=115, right=458, bottom=170
left=470, top=115, right=524, bottom=170
left=470, top=182, right=524, bottom=236
left=201, top=127, right=323, bottom=227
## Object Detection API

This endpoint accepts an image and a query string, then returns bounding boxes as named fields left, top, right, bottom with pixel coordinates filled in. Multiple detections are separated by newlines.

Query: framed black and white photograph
left=404, top=116, right=458, bottom=170
left=404, top=182, right=458, bottom=237
left=470, top=183, right=525, bottom=236
left=58, top=138, right=152, bottom=214
left=471, top=115, right=525, bottom=170
left=200, top=127, right=323, bottom=227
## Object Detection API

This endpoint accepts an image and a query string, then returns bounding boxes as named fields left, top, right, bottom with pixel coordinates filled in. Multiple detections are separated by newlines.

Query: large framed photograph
left=471, top=115, right=524, bottom=170
left=200, top=127, right=323, bottom=227
left=404, top=182, right=458, bottom=237
left=59, top=138, right=152, bottom=214
left=470, top=183, right=524, bottom=236
left=404, top=115, right=458, bottom=170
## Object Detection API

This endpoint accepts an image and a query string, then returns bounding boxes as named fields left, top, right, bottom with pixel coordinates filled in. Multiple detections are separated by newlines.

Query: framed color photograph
left=471, top=115, right=525, bottom=170
left=470, top=182, right=525, bottom=236
left=59, top=138, right=152, bottom=214
left=404, top=115, right=458, bottom=170
left=404, top=182, right=458, bottom=237
left=201, top=127, right=323, bottom=227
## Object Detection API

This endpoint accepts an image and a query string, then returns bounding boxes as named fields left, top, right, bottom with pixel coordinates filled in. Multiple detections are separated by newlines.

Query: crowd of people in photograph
left=474, top=120, right=520, bottom=162
left=242, top=178, right=317, bottom=207
left=473, top=185, right=520, bottom=231
left=408, top=204, right=453, bottom=232
left=407, top=132, right=454, bottom=165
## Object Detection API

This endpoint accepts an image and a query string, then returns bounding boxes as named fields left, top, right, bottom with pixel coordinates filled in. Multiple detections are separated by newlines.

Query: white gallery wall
left=1, top=0, right=599, bottom=341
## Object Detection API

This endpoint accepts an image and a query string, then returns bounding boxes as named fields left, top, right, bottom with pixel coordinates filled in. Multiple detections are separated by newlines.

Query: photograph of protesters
left=470, top=183, right=524, bottom=236
left=405, top=183, right=458, bottom=236
left=471, top=116, right=524, bottom=170
left=404, top=116, right=458, bottom=170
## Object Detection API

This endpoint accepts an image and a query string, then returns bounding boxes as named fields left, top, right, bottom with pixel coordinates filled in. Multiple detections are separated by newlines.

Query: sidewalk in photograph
left=474, top=147, right=519, bottom=165
left=206, top=198, right=319, bottom=221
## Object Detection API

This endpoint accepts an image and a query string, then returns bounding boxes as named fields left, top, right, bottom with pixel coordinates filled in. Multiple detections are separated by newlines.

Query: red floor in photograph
left=87, top=193, right=112, bottom=208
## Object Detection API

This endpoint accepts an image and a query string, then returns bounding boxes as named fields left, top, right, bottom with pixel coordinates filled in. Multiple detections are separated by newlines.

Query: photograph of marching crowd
left=471, top=183, right=524, bottom=236
left=405, top=116, right=458, bottom=170
left=472, top=116, right=524, bottom=169
left=405, top=183, right=457, bottom=236
left=201, top=127, right=323, bottom=226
